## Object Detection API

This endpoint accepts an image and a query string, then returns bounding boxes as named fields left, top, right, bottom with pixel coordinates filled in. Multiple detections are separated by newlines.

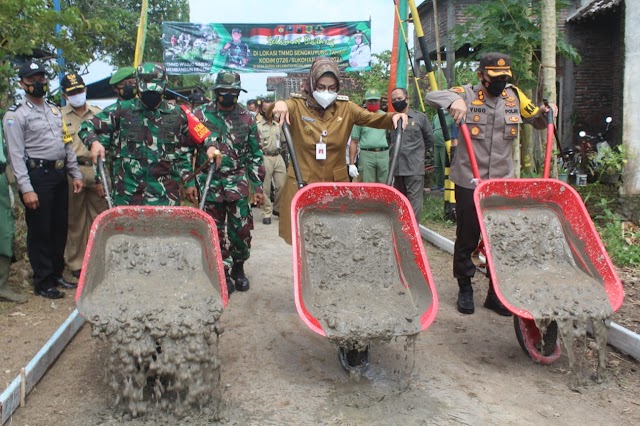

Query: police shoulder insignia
left=506, top=101, right=516, bottom=107
left=291, top=93, right=305, bottom=99
left=7, top=104, right=20, bottom=112
left=506, top=96, right=516, bottom=102
left=336, top=95, right=349, bottom=101
left=509, top=116, right=519, bottom=122
left=471, top=99, right=484, bottom=106
left=449, top=86, right=465, bottom=93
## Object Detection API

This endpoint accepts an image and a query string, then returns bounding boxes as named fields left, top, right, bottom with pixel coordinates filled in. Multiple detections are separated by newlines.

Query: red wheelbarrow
left=460, top=109, right=623, bottom=364
left=76, top=161, right=229, bottom=313
left=283, top=121, right=438, bottom=373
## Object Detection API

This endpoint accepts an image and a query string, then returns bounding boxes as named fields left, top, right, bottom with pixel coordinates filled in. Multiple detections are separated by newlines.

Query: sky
left=85, top=0, right=402, bottom=105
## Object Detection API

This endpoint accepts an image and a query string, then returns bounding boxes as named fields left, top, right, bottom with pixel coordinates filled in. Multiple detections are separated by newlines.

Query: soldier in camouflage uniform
left=194, top=71, right=265, bottom=293
left=80, top=63, right=215, bottom=206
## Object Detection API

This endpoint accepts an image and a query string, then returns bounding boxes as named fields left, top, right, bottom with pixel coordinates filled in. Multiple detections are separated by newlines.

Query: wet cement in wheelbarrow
left=79, top=234, right=224, bottom=419
left=483, top=207, right=613, bottom=380
left=301, top=210, right=423, bottom=352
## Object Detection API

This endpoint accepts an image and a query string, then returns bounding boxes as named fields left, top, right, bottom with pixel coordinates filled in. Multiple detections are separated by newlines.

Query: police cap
left=478, top=52, right=512, bottom=78
left=18, top=61, right=46, bottom=79
left=61, top=73, right=86, bottom=93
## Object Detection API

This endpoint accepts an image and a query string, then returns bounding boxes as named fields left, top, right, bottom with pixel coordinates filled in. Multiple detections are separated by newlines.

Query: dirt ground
left=2, top=210, right=640, bottom=425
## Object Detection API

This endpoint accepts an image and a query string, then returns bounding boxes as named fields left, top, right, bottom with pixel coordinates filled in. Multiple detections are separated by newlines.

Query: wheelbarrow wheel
left=338, top=345, right=370, bottom=373
left=513, top=316, right=561, bottom=364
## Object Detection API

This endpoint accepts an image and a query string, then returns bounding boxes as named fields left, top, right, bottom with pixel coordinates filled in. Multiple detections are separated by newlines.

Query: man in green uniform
left=193, top=71, right=265, bottom=293
left=348, top=88, right=389, bottom=183
left=0, top=123, right=27, bottom=303
left=80, top=62, right=213, bottom=206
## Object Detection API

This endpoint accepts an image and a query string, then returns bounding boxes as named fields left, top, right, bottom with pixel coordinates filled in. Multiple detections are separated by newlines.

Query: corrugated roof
left=567, top=0, right=623, bottom=23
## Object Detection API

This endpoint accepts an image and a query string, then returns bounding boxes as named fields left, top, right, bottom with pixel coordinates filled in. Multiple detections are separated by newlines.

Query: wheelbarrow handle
left=459, top=119, right=481, bottom=185
left=542, top=98, right=555, bottom=179
left=199, top=161, right=216, bottom=211
left=282, top=121, right=306, bottom=189
left=97, top=157, right=114, bottom=210
left=386, top=118, right=403, bottom=186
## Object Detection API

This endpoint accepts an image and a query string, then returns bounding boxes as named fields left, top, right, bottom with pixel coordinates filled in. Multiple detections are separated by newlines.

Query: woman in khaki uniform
left=271, top=57, right=407, bottom=244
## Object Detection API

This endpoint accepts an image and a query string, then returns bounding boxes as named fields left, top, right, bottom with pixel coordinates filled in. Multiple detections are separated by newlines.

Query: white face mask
left=313, top=90, right=338, bottom=109
left=67, top=92, right=87, bottom=108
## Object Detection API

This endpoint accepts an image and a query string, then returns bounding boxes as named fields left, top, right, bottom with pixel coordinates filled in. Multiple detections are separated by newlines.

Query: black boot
left=484, top=282, right=512, bottom=316
left=231, top=261, right=250, bottom=292
left=224, top=269, right=235, bottom=296
left=457, top=277, right=474, bottom=314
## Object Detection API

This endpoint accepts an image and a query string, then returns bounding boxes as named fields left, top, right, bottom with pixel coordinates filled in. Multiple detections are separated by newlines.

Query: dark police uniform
left=3, top=97, right=82, bottom=295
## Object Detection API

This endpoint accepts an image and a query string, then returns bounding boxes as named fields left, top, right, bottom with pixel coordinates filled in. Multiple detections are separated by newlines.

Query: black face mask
left=24, top=81, right=48, bottom=98
left=483, top=78, right=507, bottom=97
left=391, top=99, right=407, bottom=112
left=119, top=84, right=137, bottom=101
left=217, top=92, right=238, bottom=108
left=140, top=91, right=163, bottom=109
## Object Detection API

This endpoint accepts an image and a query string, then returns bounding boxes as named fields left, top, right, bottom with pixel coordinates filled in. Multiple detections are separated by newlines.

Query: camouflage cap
left=137, top=62, right=167, bottom=93
left=364, top=88, right=381, bottom=100
left=213, top=70, right=247, bottom=92
left=109, top=66, right=136, bottom=85
left=478, top=52, right=512, bottom=78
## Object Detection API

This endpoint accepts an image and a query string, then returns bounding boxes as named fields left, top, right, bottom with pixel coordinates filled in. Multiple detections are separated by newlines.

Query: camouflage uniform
left=79, top=63, right=206, bottom=206
left=193, top=71, right=264, bottom=270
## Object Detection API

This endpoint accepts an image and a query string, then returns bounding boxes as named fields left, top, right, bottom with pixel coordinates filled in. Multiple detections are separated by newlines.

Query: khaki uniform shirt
left=255, top=113, right=284, bottom=154
left=425, top=84, right=546, bottom=189
left=62, top=104, right=102, bottom=163
left=2, top=98, right=81, bottom=194
left=276, top=95, right=395, bottom=244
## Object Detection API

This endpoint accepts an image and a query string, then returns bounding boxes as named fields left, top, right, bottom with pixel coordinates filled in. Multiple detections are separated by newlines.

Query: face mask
left=391, top=99, right=407, bottom=112
left=366, top=104, right=380, bottom=112
left=119, top=84, right=137, bottom=100
left=483, top=78, right=507, bottom=97
left=24, top=81, right=48, bottom=98
left=140, top=91, right=163, bottom=109
left=313, top=90, right=338, bottom=109
left=217, top=92, right=238, bottom=108
left=67, top=92, right=86, bottom=108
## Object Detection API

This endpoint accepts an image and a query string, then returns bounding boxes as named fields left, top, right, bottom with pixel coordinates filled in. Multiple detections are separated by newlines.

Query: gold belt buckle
left=55, top=160, right=65, bottom=169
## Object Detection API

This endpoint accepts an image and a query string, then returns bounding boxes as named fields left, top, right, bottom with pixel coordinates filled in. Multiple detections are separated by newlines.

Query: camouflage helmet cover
left=213, top=70, right=247, bottom=92
left=137, top=62, right=167, bottom=93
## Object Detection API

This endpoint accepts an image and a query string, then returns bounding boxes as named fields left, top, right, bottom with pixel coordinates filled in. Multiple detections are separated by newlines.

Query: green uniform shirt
left=350, top=110, right=388, bottom=149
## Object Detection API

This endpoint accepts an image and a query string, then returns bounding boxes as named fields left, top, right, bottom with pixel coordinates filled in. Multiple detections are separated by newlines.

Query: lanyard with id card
left=316, top=130, right=328, bottom=160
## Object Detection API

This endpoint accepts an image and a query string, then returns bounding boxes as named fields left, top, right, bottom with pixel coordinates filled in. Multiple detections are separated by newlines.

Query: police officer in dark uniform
left=3, top=61, right=84, bottom=299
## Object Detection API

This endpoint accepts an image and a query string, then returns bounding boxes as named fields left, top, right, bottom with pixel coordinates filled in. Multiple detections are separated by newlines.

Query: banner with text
left=162, top=21, right=372, bottom=75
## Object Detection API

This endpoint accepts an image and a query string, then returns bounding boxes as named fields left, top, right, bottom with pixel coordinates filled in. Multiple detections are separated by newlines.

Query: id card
left=316, top=142, right=327, bottom=160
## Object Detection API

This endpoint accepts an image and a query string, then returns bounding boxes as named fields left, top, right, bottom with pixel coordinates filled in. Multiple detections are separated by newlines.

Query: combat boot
left=457, top=277, right=474, bottom=314
left=224, top=268, right=235, bottom=296
left=484, top=281, right=512, bottom=316
left=231, top=261, right=250, bottom=292
left=0, top=256, right=27, bottom=304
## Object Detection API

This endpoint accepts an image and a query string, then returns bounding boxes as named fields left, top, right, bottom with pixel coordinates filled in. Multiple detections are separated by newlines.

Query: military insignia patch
left=478, top=90, right=485, bottom=100
left=497, top=58, right=506, bottom=66
left=5, top=117, right=15, bottom=126
left=509, top=116, right=519, bottom=122
left=471, top=126, right=480, bottom=136
left=511, top=128, right=517, bottom=136
left=471, top=99, right=484, bottom=106
left=507, top=96, right=515, bottom=101
left=506, top=102, right=516, bottom=107
left=304, top=126, right=312, bottom=133
left=449, top=86, right=465, bottom=93
left=473, top=115, right=480, bottom=122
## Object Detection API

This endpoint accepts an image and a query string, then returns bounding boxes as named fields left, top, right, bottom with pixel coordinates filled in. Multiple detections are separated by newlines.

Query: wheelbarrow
left=459, top=108, right=623, bottom=364
left=75, top=159, right=229, bottom=311
left=283, top=121, right=438, bottom=373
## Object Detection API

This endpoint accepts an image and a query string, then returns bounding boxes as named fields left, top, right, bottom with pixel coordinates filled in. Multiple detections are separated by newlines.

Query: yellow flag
left=133, top=0, right=149, bottom=67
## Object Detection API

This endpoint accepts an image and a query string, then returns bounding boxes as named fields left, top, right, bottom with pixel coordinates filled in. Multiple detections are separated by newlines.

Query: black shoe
left=34, top=287, right=65, bottom=299
left=224, top=270, right=235, bottom=296
left=273, top=211, right=279, bottom=217
left=457, top=290, right=475, bottom=314
left=53, top=276, right=77, bottom=289
left=71, top=269, right=81, bottom=279
left=263, top=217, right=271, bottom=225
left=484, top=293, right=512, bottom=316
left=231, top=262, right=250, bottom=292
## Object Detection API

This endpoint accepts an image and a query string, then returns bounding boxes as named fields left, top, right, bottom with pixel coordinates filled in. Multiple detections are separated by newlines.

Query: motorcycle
left=561, top=116, right=612, bottom=184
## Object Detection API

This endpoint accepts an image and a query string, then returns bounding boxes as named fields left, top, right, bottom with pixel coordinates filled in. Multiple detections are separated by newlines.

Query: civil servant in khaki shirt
left=270, top=56, right=407, bottom=245
left=60, top=73, right=107, bottom=278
